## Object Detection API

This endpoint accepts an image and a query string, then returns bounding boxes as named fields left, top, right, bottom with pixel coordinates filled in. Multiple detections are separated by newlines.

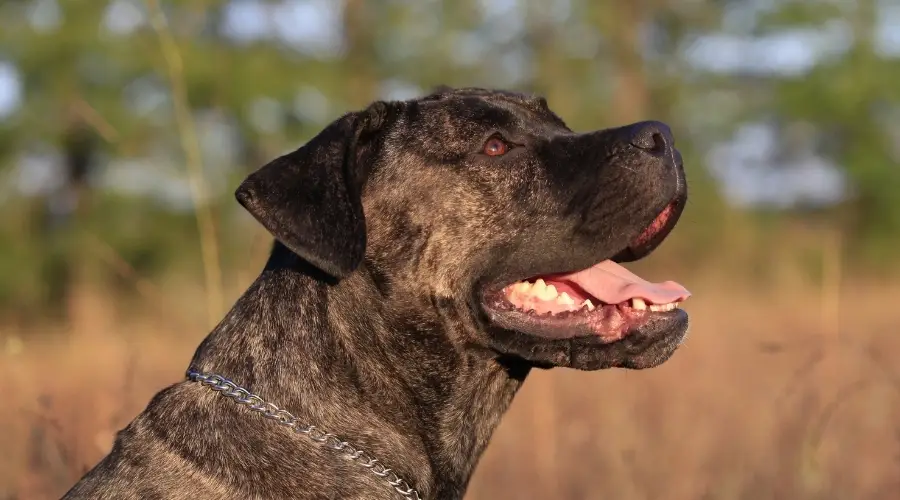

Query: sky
left=1, top=0, right=899, bottom=209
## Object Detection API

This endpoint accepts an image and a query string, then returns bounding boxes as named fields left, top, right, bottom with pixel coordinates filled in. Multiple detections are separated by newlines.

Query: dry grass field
left=3, top=270, right=899, bottom=499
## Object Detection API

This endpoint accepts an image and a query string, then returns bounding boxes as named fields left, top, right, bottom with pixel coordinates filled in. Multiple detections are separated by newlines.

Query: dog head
left=237, top=87, right=690, bottom=371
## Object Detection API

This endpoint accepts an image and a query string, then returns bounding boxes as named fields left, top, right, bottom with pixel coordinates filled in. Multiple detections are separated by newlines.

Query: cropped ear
left=235, top=101, right=396, bottom=279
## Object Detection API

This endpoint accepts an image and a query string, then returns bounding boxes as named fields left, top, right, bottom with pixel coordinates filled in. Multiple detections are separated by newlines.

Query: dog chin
left=485, top=309, right=688, bottom=371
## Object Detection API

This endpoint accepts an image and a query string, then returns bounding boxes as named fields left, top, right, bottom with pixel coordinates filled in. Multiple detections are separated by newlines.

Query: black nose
left=627, top=121, right=675, bottom=159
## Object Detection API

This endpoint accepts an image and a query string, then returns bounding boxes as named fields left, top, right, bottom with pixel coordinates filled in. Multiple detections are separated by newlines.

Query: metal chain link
left=186, top=368, right=423, bottom=500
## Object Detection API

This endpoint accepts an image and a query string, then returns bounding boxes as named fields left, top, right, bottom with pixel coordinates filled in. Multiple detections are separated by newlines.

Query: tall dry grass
left=3, top=270, right=899, bottom=499
left=146, top=0, right=224, bottom=327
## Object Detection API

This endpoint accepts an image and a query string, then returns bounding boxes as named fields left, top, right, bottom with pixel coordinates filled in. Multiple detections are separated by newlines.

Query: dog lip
left=632, top=202, right=676, bottom=248
left=613, top=189, right=686, bottom=263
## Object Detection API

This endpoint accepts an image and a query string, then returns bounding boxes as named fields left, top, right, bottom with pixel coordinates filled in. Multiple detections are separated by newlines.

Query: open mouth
left=483, top=200, right=690, bottom=343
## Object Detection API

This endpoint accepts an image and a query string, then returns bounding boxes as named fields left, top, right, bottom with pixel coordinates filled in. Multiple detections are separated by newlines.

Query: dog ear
left=235, top=101, right=396, bottom=279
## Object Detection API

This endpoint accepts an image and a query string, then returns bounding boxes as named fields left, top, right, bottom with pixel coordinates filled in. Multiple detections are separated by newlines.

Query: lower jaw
left=484, top=297, right=678, bottom=342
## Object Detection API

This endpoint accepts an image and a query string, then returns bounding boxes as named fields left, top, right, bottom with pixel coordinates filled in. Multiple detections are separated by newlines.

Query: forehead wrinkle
left=450, top=97, right=518, bottom=129
left=471, top=100, right=568, bottom=140
left=416, top=99, right=563, bottom=141
left=430, top=88, right=568, bottom=129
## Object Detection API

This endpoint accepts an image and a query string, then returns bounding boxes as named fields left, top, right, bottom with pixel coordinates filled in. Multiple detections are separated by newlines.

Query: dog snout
left=625, top=121, right=676, bottom=161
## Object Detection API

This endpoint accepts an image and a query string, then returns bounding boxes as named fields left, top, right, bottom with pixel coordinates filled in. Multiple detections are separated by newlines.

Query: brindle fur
left=62, top=87, right=689, bottom=500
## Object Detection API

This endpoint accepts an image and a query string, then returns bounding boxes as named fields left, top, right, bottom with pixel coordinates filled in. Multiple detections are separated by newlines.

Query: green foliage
left=0, top=0, right=897, bottom=319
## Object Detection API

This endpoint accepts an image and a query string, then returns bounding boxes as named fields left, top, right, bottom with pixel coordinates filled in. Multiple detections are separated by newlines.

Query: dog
left=62, top=86, right=691, bottom=500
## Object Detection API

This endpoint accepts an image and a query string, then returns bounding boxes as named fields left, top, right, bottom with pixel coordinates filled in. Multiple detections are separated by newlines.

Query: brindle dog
left=62, top=87, right=691, bottom=500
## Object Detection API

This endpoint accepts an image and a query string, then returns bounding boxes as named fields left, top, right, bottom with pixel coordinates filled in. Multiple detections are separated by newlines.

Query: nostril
left=631, top=130, right=667, bottom=156
left=649, top=132, right=666, bottom=156
left=629, top=122, right=673, bottom=158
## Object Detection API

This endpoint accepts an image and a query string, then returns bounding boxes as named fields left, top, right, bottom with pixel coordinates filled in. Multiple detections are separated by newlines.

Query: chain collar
left=185, top=368, right=424, bottom=500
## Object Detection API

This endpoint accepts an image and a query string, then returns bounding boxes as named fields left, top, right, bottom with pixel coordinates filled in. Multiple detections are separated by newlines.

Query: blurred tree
left=0, top=0, right=380, bottom=320
left=741, top=0, right=899, bottom=262
left=0, top=0, right=899, bottom=323
left=0, top=0, right=122, bottom=319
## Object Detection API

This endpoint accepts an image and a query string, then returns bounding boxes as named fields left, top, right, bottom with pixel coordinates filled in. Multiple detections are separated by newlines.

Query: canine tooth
left=582, top=299, right=595, bottom=311
left=557, top=292, right=575, bottom=305
left=632, top=298, right=647, bottom=311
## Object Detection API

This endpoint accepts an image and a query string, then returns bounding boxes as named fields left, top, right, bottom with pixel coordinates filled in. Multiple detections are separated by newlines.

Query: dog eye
left=482, top=136, right=509, bottom=157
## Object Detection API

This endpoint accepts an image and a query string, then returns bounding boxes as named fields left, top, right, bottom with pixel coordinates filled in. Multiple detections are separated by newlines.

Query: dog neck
left=188, top=243, right=531, bottom=499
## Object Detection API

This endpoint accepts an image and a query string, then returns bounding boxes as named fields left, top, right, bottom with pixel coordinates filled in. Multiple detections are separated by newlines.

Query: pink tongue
left=557, top=260, right=690, bottom=305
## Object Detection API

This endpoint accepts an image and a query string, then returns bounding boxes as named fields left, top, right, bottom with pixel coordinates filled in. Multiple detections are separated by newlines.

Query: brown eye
left=483, top=136, right=509, bottom=156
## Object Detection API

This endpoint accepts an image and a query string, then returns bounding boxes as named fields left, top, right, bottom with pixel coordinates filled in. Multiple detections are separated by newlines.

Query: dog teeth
left=529, top=279, right=558, bottom=301
left=557, top=292, right=575, bottom=306
left=505, top=282, right=683, bottom=314
left=540, top=284, right=559, bottom=301
left=623, top=298, right=680, bottom=312
left=508, top=280, right=605, bottom=313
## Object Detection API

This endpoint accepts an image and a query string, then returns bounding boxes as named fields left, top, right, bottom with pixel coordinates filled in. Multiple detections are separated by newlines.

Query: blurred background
left=1, top=0, right=899, bottom=498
